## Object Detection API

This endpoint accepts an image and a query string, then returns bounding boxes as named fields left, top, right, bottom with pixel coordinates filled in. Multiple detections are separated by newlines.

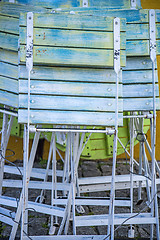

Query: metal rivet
left=142, top=61, right=146, bottom=65
left=29, top=16, right=32, bottom=20
left=143, top=75, right=147, bottom=78
left=115, top=21, right=118, bottom=25
left=151, top=14, right=154, bottom=17
left=107, top=88, right=112, bottom=92
left=31, top=85, right=35, bottom=89
left=108, top=103, right=112, bottom=106
left=146, top=102, right=149, bottom=105
left=28, top=35, right=32, bottom=38
left=145, top=89, right=149, bottom=92
left=30, top=100, right=35, bottom=103
left=31, top=115, right=34, bottom=118
left=116, top=40, right=119, bottom=42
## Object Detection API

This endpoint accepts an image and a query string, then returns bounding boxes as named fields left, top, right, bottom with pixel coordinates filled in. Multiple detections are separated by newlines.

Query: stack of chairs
left=0, top=0, right=160, bottom=239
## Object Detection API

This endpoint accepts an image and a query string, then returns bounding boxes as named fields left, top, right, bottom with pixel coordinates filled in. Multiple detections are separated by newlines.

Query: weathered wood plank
left=0, top=76, right=18, bottom=93
left=18, top=110, right=123, bottom=126
left=19, top=95, right=123, bottom=112
left=0, top=90, right=18, bottom=108
left=0, top=62, right=18, bottom=79
left=19, top=45, right=126, bottom=67
left=0, top=15, right=19, bottom=34
left=12, top=0, right=132, bottom=8
left=123, top=70, right=158, bottom=84
left=123, top=84, right=159, bottom=98
left=123, top=98, right=160, bottom=111
left=56, top=9, right=148, bottom=23
left=0, top=49, right=18, bottom=65
left=0, top=32, right=18, bottom=51
left=19, top=13, right=126, bottom=31
left=20, top=27, right=126, bottom=49
left=19, top=65, right=120, bottom=83
left=123, top=57, right=154, bottom=70
left=19, top=80, right=122, bottom=97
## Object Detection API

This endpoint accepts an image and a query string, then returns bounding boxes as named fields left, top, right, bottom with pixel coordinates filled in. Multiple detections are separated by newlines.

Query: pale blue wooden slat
left=126, top=40, right=149, bottom=56
left=19, top=80, right=123, bottom=97
left=18, top=109, right=123, bottom=126
left=0, top=76, right=18, bottom=93
left=19, top=46, right=126, bottom=67
left=123, top=57, right=155, bottom=70
left=0, top=62, right=18, bottom=79
left=19, top=65, right=120, bottom=83
left=20, top=27, right=126, bottom=50
left=0, top=90, right=18, bottom=108
left=0, top=49, right=18, bottom=65
left=19, top=94, right=123, bottom=112
left=0, top=32, right=18, bottom=51
left=123, top=70, right=158, bottom=84
left=123, top=84, right=159, bottom=98
left=123, top=98, right=160, bottom=111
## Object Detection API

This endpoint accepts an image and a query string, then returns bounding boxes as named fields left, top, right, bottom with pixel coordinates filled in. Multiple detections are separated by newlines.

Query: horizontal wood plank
left=0, top=32, right=18, bottom=51
left=0, top=62, right=18, bottom=79
left=123, top=98, right=160, bottom=111
left=123, top=57, right=154, bottom=70
left=0, top=76, right=18, bottom=93
left=19, top=80, right=123, bottom=97
left=18, top=109, right=123, bottom=126
left=20, top=27, right=126, bottom=49
left=19, top=13, right=126, bottom=31
left=19, top=65, right=120, bottom=83
left=123, top=70, right=158, bottom=84
left=19, top=45, right=126, bottom=67
left=123, top=84, right=159, bottom=98
left=0, top=49, right=18, bottom=65
left=19, top=94, right=123, bottom=112
left=0, top=90, right=18, bottom=108
left=0, top=15, right=19, bottom=34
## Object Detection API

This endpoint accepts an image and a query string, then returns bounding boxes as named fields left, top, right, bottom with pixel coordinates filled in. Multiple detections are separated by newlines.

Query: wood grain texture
left=123, top=98, right=160, bottom=111
left=19, top=45, right=126, bottom=67
left=19, top=95, right=123, bottom=112
left=19, top=80, right=123, bottom=97
left=19, top=65, right=120, bottom=83
left=0, top=32, right=18, bottom=51
left=19, top=13, right=126, bottom=31
left=0, top=90, right=18, bottom=108
left=0, top=76, right=18, bottom=93
left=0, top=62, right=18, bottom=79
left=20, top=27, right=126, bottom=49
left=18, top=109, right=123, bottom=126
left=123, top=84, right=159, bottom=97
left=123, top=70, right=158, bottom=83
left=0, top=15, right=19, bottom=34
left=0, top=49, right=18, bottom=65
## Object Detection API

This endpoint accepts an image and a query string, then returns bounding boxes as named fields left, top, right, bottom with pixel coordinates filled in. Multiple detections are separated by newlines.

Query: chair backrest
left=0, top=2, right=48, bottom=109
left=55, top=8, right=160, bottom=112
left=18, top=13, right=126, bottom=126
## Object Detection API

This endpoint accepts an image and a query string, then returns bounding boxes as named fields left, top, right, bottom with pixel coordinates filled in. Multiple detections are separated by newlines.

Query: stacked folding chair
left=0, top=0, right=160, bottom=239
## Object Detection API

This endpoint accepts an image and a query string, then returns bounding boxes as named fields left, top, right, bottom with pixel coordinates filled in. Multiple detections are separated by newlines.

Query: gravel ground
left=0, top=158, right=159, bottom=239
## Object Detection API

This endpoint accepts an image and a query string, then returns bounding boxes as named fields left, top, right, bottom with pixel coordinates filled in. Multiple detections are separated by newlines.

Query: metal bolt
left=146, top=102, right=149, bottom=105
left=116, top=40, right=119, bottom=42
left=31, top=85, right=35, bottom=89
left=107, top=88, right=112, bottom=92
left=115, top=21, right=118, bottom=25
left=108, top=103, right=112, bottom=106
left=142, top=61, right=146, bottom=65
left=30, top=100, right=35, bottom=103
left=31, top=115, right=34, bottom=118
left=143, top=75, right=147, bottom=78
left=29, top=16, right=32, bottom=20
